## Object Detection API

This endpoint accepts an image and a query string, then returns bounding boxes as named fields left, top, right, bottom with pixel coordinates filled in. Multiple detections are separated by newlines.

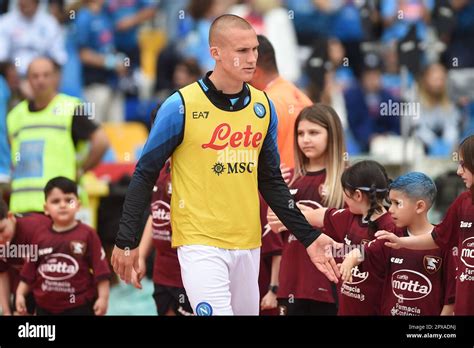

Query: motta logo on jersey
left=391, top=269, right=432, bottom=300
left=460, top=237, right=474, bottom=268
left=38, top=253, right=79, bottom=281
left=203, top=123, right=263, bottom=176
left=151, top=200, right=171, bottom=228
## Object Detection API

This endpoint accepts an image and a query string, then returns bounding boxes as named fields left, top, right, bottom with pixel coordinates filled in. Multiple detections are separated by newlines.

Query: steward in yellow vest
left=7, top=57, right=109, bottom=213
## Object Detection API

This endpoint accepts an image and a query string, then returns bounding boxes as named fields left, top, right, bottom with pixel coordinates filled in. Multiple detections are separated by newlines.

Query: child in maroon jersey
left=258, top=195, right=283, bottom=315
left=267, top=104, right=346, bottom=315
left=340, top=172, right=456, bottom=315
left=275, top=160, right=397, bottom=315
left=16, top=177, right=111, bottom=315
left=0, top=200, right=51, bottom=315
left=131, top=160, right=192, bottom=316
left=258, top=165, right=291, bottom=316
left=376, top=135, right=474, bottom=315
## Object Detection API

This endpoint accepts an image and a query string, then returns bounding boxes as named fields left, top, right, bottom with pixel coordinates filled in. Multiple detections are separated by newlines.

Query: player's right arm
left=112, top=92, right=185, bottom=284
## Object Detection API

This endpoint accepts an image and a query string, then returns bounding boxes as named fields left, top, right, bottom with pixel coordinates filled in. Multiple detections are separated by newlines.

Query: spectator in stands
left=172, top=58, right=202, bottom=90
left=106, top=0, right=157, bottom=70
left=76, top=0, right=126, bottom=123
left=330, top=0, right=381, bottom=77
left=179, top=0, right=231, bottom=72
left=6, top=57, right=109, bottom=214
left=283, top=0, right=332, bottom=45
left=344, top=53, right=400, bottom=152
left=250, top=35, right=312, bottom=168
left=157, top=0, right=190, bottom=43
left=413, top=62, right=460, bottom=155
left=0, top=62, right=23, bottom=111
left=106, top=0, right=157, bottom=97
left=328, top=38, right=356, bottom=92
left=231, top=0, right=301, bottom=82
left=381, top=42, right=415, bottom=100
left=0, top=75, right=10, bottom=194
left=381, top=0, right=434, bottom=43
left=442, top=0, right=474, bottom=69
left=0, top=0, right=67, bottom=97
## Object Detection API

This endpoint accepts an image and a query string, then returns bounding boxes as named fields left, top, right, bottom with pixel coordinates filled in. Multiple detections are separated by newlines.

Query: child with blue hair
left=340, top=172, right=456, bottom=315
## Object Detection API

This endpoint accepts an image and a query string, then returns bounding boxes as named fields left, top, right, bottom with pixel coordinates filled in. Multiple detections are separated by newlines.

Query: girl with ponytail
left=271, top=160, right=397, bottom=315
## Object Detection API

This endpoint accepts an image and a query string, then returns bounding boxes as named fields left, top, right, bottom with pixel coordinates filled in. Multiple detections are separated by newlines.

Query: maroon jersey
left=258, top=195, right=283, bottom=315
left=432, top=191, right=474, bottom=315
left=324, top=208, right=396, bottom=315
left=362, top=229, right=456, bottom=315
left=150, top=161, right=183, bottom=288
left=0, top=213, right=51, bottom=293
left=20, top=222, right=110, bottom=314
left=278, top=169, right=336, bottom=303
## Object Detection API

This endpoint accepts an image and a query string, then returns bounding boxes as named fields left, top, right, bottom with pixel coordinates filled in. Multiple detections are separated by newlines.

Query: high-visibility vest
left=7, top=93, right=79, bottom=213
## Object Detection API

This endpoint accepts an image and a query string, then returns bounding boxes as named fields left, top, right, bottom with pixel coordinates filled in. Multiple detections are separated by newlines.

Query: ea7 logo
left=460, top=221, right=472, bottom=228
left=192, top=111, right=209, bottom=119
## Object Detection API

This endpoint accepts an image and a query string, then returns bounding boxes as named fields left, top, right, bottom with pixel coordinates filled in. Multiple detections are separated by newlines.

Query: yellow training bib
left=171, top=82, right=271, bottom=249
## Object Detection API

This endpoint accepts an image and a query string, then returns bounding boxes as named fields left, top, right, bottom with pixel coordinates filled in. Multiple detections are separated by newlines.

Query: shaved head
left=209, top=14, right=254, bottom=47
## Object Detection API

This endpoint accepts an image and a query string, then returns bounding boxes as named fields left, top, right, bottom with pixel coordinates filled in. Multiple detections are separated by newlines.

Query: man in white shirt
left=0, top=0, right=67, bottom=77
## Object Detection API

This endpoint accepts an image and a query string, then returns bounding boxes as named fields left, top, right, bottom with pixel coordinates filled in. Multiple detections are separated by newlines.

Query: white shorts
left=177, top=245, right=260, bottom=315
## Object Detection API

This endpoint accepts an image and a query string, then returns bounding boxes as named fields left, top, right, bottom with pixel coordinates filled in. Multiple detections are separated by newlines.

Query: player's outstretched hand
left=306, top=234, right=342, bottom=283
left=375, top=230, right=403, bottom=249
left=111, top=245, right=140, bottom=284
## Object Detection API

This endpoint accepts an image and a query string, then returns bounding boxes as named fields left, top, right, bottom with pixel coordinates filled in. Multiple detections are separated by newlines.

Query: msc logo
left=195, top=302, right=213, bottom=316
left=211, top=162, right=255, bottom=175
left=192, top=111, right=209, bottom=119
